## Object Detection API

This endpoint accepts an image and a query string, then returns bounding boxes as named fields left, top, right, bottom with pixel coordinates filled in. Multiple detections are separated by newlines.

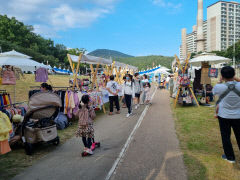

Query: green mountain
left=116, top=55, right=174, bottom=70
left=88, top=49, right=173, bottom=70
left=88, top=49, right=133, bottom=59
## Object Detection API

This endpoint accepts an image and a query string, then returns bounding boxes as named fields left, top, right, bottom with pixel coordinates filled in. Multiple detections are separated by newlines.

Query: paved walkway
left=111, top=89, right=187, bottom=180
left=13, top=89, right=187, bottom=180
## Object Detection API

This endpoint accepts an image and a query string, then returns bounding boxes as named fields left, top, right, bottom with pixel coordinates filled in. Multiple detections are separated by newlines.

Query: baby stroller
left=21, top=92, right=62, bottom=155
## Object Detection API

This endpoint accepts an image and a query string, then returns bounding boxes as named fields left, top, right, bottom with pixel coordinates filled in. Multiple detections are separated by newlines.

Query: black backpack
left=216, top=82, right=240, bottom=105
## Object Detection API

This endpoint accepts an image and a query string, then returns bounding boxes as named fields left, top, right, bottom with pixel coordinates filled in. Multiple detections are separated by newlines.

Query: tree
left=225, top=41, right=240, bottom=63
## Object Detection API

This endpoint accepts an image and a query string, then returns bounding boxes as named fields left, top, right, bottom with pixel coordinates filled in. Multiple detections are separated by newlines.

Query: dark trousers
left=82, top=137, right=92, bottom=149
left=206, top=92, right=213, bottom=102
left=125, top=94, right=132, bottom=114
left=109, top=96, right=120, bottom=112
left=218, top=117, right=240, bottom=160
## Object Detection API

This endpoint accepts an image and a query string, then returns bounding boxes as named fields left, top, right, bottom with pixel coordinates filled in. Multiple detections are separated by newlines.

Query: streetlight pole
left=233, top=12, right=236, bottom=69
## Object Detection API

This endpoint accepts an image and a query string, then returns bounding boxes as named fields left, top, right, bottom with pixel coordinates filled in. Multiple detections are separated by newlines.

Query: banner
left=208, top=68, right=218, bottom=78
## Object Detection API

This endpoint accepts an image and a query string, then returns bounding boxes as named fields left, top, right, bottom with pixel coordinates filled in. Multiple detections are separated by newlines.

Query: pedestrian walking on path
left=213, top=66, right=240, bottom=163
left=122, top=74, right=135, bottom=117
left=165, top=75, right=171, bottom=90
left=144, top=82, right=151, bottom=105
left=133, top=73, right=143, bottom=110
left=75, top=95, right=96, bottom=156
left=106, top=75, right=120, bottom=115
left=141, top=74, right=149, bottom=104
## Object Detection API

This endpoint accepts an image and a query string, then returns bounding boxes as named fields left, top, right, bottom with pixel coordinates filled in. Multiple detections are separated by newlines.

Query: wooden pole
left=67, top=53, right=82, bottom=90
left=189, top=87, right=200, bottom=107
left=73, top=54, right=82, bottom=89
left=174, top=86, right=181, bottom=108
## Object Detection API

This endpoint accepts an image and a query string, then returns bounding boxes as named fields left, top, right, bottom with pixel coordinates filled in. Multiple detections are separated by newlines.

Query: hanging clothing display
left=35, top=68, right=48, bottom=82
left=0, top=111, right=12, bottom=155
left=0, top=92, right=12, bottom=108
left=2, top=66, right=16, bottom=85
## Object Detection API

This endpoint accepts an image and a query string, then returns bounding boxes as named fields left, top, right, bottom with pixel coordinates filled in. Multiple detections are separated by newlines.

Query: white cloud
left=0, top=0, right=118, bottom=37
left=152, top=0, right=182, bottom=10
left=50, top=4, right=110, bottom=29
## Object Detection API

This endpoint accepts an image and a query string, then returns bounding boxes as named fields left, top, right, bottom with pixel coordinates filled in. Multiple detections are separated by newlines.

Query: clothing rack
left=0, top=101, right=27, bottom=108
left=30, top=86, right=72, bottom=89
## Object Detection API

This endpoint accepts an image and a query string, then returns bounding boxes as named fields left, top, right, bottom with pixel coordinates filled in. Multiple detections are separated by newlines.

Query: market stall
left=173, top=54, right=199, bottom=108
left=189, top=53, right=231, bottom=105
left=67, top=54, right=138, bottom=114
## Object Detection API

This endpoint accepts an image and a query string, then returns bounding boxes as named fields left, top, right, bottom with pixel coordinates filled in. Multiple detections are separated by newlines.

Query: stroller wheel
left=53, top=137, right=60, bottom=146
left=24, top=142, right=33, bottom=155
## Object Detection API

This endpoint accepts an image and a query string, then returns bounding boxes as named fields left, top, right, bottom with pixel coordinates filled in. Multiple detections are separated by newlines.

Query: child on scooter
left=75, top=95, right=96, bottom=156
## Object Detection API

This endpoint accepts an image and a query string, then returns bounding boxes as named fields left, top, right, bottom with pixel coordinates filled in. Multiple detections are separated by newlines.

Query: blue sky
left=0, top=0, right=222, bottom=56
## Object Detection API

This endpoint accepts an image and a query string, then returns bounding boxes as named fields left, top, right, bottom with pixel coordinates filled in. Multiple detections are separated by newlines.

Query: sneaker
left=135, top=105, right=138, bottom=110
left=86, top=148, right=93, bottom=155
left=126, top=113, right=130, bottom=118
left=222, top=155, right=235, bottom=163
left=116, top=111, right=120, bottom=114
left=109, top=112, right=113, bottom=115
left=137, top=104, right=140, bottom=108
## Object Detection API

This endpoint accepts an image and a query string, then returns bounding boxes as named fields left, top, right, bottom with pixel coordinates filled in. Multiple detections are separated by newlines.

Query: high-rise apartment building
left=180, top=21, right=207, bottom=60
left=179, top=0, right=240, bottom=59
left=207, top=1, right=240, bottom=52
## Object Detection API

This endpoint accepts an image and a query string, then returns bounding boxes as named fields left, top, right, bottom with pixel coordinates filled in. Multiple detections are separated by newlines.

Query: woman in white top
left=122, top=74, right=135, bottom=117
left=141, top=74, right=149, bottom=104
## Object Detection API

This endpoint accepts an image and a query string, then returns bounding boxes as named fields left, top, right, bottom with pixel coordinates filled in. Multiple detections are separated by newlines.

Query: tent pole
left=14, top=84, right=16, bottom=104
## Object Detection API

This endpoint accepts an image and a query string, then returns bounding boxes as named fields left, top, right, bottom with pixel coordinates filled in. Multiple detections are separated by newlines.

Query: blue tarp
left=139, top=66, right=161, bottom=75
left=53, top=68, right=71, bottom=74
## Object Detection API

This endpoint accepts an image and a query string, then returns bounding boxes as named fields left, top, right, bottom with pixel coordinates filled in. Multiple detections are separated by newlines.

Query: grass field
left=0, top=74, right=93, bottom=180
left=173, top=103, right=240, bottom=180
left=0, top=74, right=70, bottom=102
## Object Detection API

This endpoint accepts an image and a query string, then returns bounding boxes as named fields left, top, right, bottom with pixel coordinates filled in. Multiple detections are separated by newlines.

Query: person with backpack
left=213, top=66, right=240, bottom=163
left=106, top=75, right=120, bottom=115
left=122, top=74, right=135, bottom=117
left=134, top=73, right=143, bottom=109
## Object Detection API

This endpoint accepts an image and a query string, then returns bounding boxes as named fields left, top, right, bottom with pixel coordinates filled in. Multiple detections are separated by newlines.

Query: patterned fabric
left=2, top=70, right=16, bottom=85
left=76, top=106, right=95, bottom=138
left=76, top=123, right=94, bottom=138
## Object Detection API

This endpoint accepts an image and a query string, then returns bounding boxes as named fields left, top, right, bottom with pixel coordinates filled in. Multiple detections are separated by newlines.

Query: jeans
left=218, top=117, right=240, bottom=160
left=109, top=96, right=120, bottom=112
left=82, top=137, right=92, bottom=149
left=124, top=94, right=132, bottom=114
left=166, top=83, right=169, bottom=90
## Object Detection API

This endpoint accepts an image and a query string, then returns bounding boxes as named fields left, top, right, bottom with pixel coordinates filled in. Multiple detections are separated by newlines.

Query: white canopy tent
left=189, top=53, right=231, bottom=66
left=0, top=50, right=31, bottom=58
left=0, top=50, right=48, bottom=72
left=70, top=54, right=138, bottom=71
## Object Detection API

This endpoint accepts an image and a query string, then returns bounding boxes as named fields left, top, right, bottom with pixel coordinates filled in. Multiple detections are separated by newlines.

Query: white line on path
left=105, top=87, right=158, bottom=180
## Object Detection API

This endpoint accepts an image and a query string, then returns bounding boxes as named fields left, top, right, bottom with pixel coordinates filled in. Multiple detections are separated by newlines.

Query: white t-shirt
left=122, top=81, right=135, bottom=97
left=106, top=81, right=119, bottom=96
left=142, top=79, right=149, bottom=83
left=166, top=77, right=170, bottom=82
left=213, top=81, right=240, bottom=119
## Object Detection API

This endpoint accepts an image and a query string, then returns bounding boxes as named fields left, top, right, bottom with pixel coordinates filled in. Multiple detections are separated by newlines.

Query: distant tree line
left=116, top=56, right=174, bottom=70
left=191, top=41, right=240, bottom=65
left=0, top=14, right=87, bottom=69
